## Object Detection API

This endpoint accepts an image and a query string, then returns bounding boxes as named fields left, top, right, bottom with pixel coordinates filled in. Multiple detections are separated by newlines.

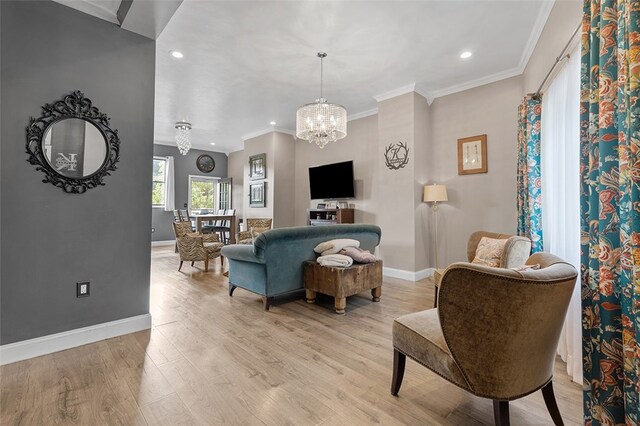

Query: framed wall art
left=249, top=181, right=266, bottom=208
left=249, top=153, right=266, bottom=180
left=457, top=134, right=487, bottom=175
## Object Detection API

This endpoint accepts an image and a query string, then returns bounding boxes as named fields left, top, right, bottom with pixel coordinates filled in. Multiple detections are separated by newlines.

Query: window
left=189, top=176, right=218, bottom=213
left=152, top=157, right=166, bottom=208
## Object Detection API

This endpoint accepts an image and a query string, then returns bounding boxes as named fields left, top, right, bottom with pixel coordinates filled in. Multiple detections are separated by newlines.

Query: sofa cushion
left=393, top=309, right=469, bottom=390
left=472, top=237, right=507, bottom=267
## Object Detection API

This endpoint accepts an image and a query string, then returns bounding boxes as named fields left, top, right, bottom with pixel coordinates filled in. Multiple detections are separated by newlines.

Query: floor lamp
left=423, top=184, right=448, bottom=269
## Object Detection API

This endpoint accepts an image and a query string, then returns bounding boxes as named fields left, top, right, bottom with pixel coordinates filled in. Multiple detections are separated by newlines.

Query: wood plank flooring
left=0, top=246, right=583, bottom=425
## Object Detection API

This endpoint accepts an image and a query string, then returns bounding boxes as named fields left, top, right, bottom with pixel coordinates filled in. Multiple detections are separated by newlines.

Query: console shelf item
left=307, top=208, right=354, bottom=226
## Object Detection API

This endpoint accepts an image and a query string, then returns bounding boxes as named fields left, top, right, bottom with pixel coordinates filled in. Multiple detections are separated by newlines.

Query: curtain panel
left=164, top=156, right=175, bottom=212
left=580, top=1, right=640, bottom=424
left=541, top=44, right=582, bottom=384
left=516, top=95, right=544, bottom=253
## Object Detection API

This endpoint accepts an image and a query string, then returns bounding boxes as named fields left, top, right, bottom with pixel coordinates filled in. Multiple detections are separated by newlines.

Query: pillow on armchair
left=471, top=237, right=508, bottom=267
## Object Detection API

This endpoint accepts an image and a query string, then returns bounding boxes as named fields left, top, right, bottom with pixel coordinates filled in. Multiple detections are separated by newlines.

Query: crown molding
left=414, top=86, right=434, bottom=106
left=53, top=0, right=120, bottom=24
left=348, top=108, right=378, bottom=121
left=518, top=0, right=555, bottom=73
left=429, top=66, right=522, bottom=100
left=241, top=126, right=295, bottom=141
left=411, top=1, right=554, bottom=102
left=273, top=126, right=295, bottom=136
left=373, top=83, right=416, bottom=102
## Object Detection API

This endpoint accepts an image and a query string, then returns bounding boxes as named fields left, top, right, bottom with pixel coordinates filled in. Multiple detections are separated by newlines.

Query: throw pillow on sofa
left=314, top=238, right=360, bottom=255
left=471, top=237, right=507, bottom=267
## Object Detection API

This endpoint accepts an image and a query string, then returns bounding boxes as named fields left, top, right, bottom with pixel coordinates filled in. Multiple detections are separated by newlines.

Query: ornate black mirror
left=26, top=91, right=120, bottom=193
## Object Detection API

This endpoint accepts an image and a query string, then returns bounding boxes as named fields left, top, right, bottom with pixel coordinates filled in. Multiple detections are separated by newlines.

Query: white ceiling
left=155, top=0, right=554, bottom=153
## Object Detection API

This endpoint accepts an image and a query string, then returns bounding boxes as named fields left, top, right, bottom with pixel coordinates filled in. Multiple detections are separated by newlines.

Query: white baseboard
left=0, top=313, right=152, bottom=366
left=151, top=240, right=175, bottom=247
left=383, top=267, right=435, bottom=282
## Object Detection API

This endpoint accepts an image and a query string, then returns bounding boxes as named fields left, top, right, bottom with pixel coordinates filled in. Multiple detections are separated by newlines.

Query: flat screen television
left=308, top=161, right=355, bottom=200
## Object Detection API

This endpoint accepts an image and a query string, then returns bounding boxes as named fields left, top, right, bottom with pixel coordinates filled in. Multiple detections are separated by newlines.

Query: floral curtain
left=580, top=1, right=640, bottom=425
left=516, top=95, right=544, bottom=253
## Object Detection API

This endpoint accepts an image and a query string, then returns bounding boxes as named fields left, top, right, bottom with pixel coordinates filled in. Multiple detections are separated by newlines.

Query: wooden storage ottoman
left=303, top=260, right=383, bottom=314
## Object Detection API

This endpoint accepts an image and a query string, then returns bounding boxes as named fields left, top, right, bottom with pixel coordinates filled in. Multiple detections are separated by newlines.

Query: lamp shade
left=423, top=184, right=448, bottom=202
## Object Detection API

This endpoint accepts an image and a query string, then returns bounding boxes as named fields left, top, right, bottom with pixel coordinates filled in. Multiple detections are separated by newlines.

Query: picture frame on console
left=457, top=134, right=487, bottom=175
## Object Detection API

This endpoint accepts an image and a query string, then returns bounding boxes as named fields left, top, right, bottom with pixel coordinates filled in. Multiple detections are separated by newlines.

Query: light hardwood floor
left=1, top=246, right=583, bottom=425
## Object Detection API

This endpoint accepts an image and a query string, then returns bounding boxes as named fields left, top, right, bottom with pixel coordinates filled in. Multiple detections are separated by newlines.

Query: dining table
left=193, top=214, right=237, bottom=244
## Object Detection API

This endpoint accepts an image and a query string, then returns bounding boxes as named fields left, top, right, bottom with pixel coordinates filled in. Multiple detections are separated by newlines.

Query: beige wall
left=229, top=131, right=296, bottom=228
left=272, top=132, right=296, bottom=228
left=294, top=114, right=379, bottom=227
left=243, top=133, right=275, bottom=220
left=429, top=76, right=523, bottom=266
left=377, top=92, right=418, bottom=271
left=228, top=150, right=244, bottom=220
left=428, top=0, right=581, bottom=266
left=414, top=93, right=431, bottom=271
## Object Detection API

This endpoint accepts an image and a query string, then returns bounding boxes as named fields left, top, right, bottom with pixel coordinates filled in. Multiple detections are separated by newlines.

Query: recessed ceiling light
left=170, top=50, right=184, bottom=59
left=270, top=121, right=276, bottom=126
left=460, top=51, right=472, bottom=59
left=210, top=142, right=216, bottom=146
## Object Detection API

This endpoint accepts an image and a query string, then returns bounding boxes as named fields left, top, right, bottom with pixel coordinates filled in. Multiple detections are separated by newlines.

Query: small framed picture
left=249, top=182, right=265, bottom=207
left=458, top=134, right=487, bottom=175
left=249, top=153, right=266, bottom=180
left=317, top=203, right=326, bottom=209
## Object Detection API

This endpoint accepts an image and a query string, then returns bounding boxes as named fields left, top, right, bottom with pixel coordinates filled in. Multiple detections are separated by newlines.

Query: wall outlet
left=77, top=281, right=90, bottom=298
left=151, top=227, right=155, bottom=233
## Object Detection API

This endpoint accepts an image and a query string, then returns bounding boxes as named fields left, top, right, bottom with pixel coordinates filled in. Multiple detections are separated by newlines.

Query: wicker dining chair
left=172, top=222, right=224, bottom=272
left=237, top=218, right=273, bottom=244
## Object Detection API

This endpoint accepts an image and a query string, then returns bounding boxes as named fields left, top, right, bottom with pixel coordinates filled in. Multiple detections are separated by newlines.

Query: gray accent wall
left=152, top=145, right=228, bottom=242
left=0, top=1, right=155, bottom=344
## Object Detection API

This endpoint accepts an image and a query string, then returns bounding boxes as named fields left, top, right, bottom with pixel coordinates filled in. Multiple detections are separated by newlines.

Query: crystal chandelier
left=175, top=121, right=191, bottom=155
left=296, top=52, right=347, bottom=149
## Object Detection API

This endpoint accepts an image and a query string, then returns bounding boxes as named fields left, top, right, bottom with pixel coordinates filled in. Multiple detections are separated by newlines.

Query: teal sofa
left=221, top=224, right=382, bottom=310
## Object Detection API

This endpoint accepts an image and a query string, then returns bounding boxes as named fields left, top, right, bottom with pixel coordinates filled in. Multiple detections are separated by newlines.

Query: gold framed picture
left=457, top=134, right=487, bottom=175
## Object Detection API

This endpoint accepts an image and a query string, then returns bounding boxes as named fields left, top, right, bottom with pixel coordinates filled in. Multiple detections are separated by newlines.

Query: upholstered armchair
left=237, top=218, right=273, bottom=245
left=433, top=231, right=531, bottom=306
left=392, top=252, right=577, bottom=425
left=172, top=222, right=224, bottom=272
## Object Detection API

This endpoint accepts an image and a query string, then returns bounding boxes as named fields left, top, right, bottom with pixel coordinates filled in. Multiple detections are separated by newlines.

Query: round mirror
left=42, top=118, right=107, bottom=178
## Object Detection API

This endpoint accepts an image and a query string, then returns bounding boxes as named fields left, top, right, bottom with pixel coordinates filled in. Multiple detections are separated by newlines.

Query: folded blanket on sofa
left=314, top=238, right=360, bottom=255
left=317, top=254, right=353, bottom=268
left=339, top=246, right=378, bottom=263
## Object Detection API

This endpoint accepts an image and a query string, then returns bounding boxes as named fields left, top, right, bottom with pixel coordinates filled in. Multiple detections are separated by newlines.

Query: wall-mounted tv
left=309, top=161, right=355, bottom=200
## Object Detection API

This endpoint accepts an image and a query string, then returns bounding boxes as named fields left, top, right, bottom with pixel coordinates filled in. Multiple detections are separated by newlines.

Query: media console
left=307, top=208, right=354, bottom=226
